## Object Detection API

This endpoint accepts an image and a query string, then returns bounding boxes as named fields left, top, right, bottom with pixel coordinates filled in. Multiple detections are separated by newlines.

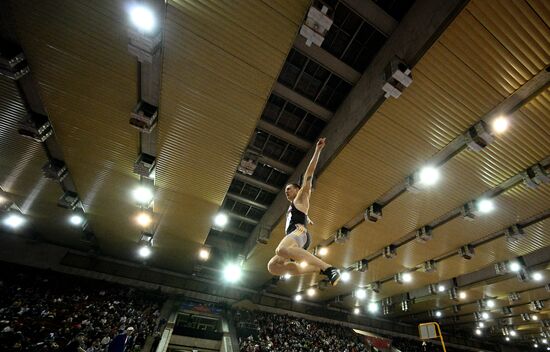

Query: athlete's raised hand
left=316, top=137, right=326, bottom=151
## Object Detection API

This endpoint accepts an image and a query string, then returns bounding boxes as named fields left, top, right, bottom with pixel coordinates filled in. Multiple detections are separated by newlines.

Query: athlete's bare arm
left=294, top=138, right=325, bottom=213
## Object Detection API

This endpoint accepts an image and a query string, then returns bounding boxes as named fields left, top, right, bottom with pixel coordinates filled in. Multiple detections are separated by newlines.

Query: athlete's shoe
left=321, top=267, right=340, bottom=286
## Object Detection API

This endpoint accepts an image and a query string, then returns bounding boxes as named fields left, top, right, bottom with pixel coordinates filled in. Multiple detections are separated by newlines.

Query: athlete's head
left=285, top=183, right=300, bottom=201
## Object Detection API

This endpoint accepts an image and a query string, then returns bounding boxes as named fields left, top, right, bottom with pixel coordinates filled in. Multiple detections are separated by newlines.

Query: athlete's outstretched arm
left=301, top=137, right=325, bottom=192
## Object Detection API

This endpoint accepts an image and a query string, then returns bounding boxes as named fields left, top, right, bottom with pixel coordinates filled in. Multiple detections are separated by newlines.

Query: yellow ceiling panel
left=527, top=0, right=550, bottom=28
left=467, top=0, right=550, bottom=75
left=0, top=78, right=48, bottom=187
left=391, top=277, right=550, bottom=320
left=400, top=185, right=550, bottom=268
left=0, top=77, right=27, bottom=123
left=245, top=1, right=550, bottom=301
left=261, top=0, right=311, bottom=26
left=157, top=73, right=265, bottom=203
left=481, top=219, right=550, bottom=259
left=152, top=189, right=220, bottom=244
left=2, top=189, right=90, bottom=250
left=440, top=6, right=536, bottom=96
left=252, top=87, right=550, bottom=295
left=380, top=271, right=440, bottom=297
left=474, top=273, right=550, bottom=297
left=8, top=0, right=150, bottom=265
left=163, top=26, right=273, bottom=97
left=157, top=0, right=306, bottom=207
left=413, top=42, right=505, bottom=116
left=314, top=154, right=497, bottom=271
left=378, top=72, right=480, bottom=149
left=11, top=0, right=136, bottom=76
left=167, top=0, right=306, bottom=78
left=7, top=0, right=306, bottom=273
left=1, top=65, right=87, bottom=251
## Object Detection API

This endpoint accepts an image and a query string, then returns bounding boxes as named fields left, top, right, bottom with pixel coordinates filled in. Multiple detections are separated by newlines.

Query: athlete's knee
left=267, top=262, right=278, bottom=275
left=267, top=258, right=283, bottom=275
left=275, top=245, right=291, bottom=258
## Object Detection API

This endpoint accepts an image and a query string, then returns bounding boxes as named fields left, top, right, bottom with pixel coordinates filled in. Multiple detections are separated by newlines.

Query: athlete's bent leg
left=275, top=232, right=331, bottom=271
left=267, top=254, right=321, bottom=276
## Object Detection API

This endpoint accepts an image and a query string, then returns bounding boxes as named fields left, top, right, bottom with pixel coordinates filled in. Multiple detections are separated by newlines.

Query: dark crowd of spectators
left=235, top=310, right=370, bottom=352
left=235, top=310, right=468, bottom=352
left=0, top=262, right=165, bottom=352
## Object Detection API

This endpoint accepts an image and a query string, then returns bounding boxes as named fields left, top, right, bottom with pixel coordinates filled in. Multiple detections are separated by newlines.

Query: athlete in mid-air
left=267, top=137, right=340, bottom=286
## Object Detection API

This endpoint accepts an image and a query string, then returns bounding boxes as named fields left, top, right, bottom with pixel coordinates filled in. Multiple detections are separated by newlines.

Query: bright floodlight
left=477, top=199, right=495, bottom=213
left=353, top=307, right=360, bottom=315
left=438, top=284, right=445, bottom=292
left=318, top=247, right=328, bottom=256
left=69, top=214, right=84, bottom=226
left=214, top=213, right=228, bottom=227
left=135, top=212, right=152, bottom=227
left=505, top=337, right=510, bottom=342
left=283, top=273, right=291, bottom=280
left=492, top=116, right=509, bottom=134
left=535, top=344, right=539, bottom=348
left=542, top=338, right=547, bottom=343
left=481, top=312, right=489, bottom=320
left=341, top=271, right=351, bottom=282
left=300, top=261, right=308, bottom=268
left=138, top=245, right=151, bottom=258
left=510, top=330, right=517, bottom=337
left=307, top=288, right=316, bottom=297
left=435, top=311, right=442, bottom=318
left=509, top=261, right=521, bottom=272
left=459, top=291, right=467, bottom=299
left=295, top=294, right=302, bottom=302
left=402, top=272, right=413, bottom=283
left=368, top=302, right=379, bottom=313
left=532, top=272, right=543, bottom=281
left=478, top=322, right=485, bottom=328
left=486, top=299, right=495, bottom=308
left=129, top=5, right=156, bottom=33
left=132, top=186, right=154, bottom=205
left=475, top=329, right=482, bottom=336
left=3, top=213, right=24, bottom=229
left=419, top=166, right=440, bottom=186
left=355, top=289, right=367, bottom=300
left=533, top=315, right=539, bottom=321
left=199, top=248, right=210, bottom=260
left=223, top=263, right=242, bottom=283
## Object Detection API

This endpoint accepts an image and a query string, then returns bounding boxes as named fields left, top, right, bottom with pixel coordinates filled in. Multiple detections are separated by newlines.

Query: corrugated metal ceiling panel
left=249, top=0, right=550, bottom=302
left=0, top=76, right=89, bottom=250
left=378, top=187, right=550, bottom=298
left=157, top=0, right=307, bottom=202
left=395, top=277, right=550, bottom=322
left=262, top=0, right=310, bottom=26
left=156, top=0, right=307, bottom=250
left=0, top=78, right=47, bottom=195
left=10, top=0, right=141, bottom=262
left=468, top=0, right=550, bottom=76
left=258, top=90, right=550, bottom=297
left=527, top=0, right=550, bottom=28
left=8, top=0, right=307, bottom=271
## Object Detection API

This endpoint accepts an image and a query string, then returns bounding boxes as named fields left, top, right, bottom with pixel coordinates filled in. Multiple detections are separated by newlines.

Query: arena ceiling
left=1, top=0, right=550, bottom=347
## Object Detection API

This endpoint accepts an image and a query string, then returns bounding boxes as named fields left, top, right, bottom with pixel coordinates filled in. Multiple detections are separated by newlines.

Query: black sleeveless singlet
left=285, top=202, right=307, bottom=235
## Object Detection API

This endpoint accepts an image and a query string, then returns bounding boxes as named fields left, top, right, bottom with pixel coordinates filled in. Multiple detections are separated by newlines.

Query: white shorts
left=286, top=225, right=312, bottom=250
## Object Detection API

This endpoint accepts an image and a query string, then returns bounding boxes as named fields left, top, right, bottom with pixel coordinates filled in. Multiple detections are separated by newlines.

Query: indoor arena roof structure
left=1, top=0, right=550, bottom=347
